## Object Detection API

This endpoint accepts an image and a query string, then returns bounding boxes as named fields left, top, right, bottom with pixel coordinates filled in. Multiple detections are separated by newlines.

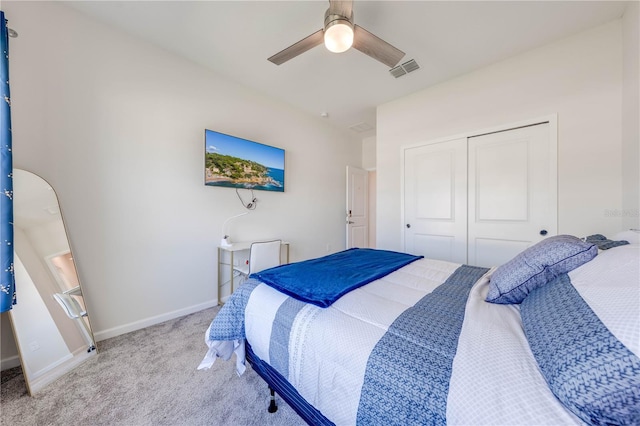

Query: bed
left=199, top=234, right=640, bottom=425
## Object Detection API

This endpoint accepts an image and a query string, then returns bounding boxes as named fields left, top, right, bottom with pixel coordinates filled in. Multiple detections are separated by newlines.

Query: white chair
left=53, top=293, right=96, bottom=352
left=233, top=240, right=282, bottom=284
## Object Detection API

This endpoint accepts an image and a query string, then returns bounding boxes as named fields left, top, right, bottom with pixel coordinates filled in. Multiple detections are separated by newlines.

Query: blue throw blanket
left=251, top=248, right=423, bottom=308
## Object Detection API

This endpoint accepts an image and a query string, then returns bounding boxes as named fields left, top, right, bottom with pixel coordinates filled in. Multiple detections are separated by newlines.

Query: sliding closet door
left=467, top=123, right=557, bottom=267
left=403, top=138, right=467, bottom=263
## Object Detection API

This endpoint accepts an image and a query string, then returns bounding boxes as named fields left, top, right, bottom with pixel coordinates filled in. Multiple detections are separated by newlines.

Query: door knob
left=347, top=221, right=354, bottom=224
left=406, top=224, right=411, bottom=228
left=540, top=229, right=548, bottom=236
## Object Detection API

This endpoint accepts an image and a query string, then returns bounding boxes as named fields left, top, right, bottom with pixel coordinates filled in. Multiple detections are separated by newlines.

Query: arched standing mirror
left=8, top=169, right=96, bottom=395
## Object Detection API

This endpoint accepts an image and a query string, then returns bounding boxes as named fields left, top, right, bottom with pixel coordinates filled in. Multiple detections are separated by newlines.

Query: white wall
left=622, top=2, right=639, bottom=230
left=3, top=1, right=360, bottom=341
left=362, top=136, right=376, bottom=171
left=376, top=20, right=628, bottom=252
left=361, top=136, right=377, bottom=247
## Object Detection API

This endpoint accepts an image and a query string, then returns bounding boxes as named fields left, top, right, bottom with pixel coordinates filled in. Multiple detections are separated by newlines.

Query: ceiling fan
left=268, top=0, right=405, bottom=68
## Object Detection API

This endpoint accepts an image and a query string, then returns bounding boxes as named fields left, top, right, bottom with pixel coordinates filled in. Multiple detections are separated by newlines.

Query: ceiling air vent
left=389, top=59, right=420, bottom=78
left=389, top=66, right=407, bottom=78
left=402, top=59, right=420, bottom=73
left=349, top=122, right=374, bottom=133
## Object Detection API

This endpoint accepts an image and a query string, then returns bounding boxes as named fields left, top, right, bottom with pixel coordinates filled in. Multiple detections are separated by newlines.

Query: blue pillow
left=585, top=233, right=630, bottom=250
left=485, top=235, right=597, bottom=304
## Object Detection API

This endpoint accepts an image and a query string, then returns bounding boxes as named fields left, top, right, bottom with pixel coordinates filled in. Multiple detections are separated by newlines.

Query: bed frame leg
left=268, top=387, right=278, bottom=413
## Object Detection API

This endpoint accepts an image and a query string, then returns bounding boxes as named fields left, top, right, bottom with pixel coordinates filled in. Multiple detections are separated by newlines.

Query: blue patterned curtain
left=0, top=11, right=15, bottom=313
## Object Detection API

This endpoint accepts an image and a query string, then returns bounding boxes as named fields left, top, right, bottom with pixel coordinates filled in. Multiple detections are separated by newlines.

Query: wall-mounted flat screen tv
left=204, top=129, right=285, bottom=192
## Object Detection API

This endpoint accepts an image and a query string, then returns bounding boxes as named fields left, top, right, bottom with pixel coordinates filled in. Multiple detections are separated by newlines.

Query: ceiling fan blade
left=268, top=29, right=324, bottom=65
left=352, top=25, right=405, bottom=68
left=328, top=0, right=353, bottom=18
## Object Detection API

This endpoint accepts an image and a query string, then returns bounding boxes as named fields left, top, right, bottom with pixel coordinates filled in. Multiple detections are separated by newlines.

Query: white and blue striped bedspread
left=200, top=257, right=586, bottom=425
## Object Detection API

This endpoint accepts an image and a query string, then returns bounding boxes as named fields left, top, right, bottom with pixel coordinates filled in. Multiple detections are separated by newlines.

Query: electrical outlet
left=326, top=243, right=331, bottom=253
left=29, top=341, right=40, bottom=352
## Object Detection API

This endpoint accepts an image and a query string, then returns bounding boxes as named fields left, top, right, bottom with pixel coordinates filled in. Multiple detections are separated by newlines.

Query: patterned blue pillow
left=485, top=235, right=597, bottom=304
left=585, top=233, right=630, bottom=250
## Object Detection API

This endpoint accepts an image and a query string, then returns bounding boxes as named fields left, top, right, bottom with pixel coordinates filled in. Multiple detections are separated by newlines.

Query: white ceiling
left=64, top=1, right=629, bottom=138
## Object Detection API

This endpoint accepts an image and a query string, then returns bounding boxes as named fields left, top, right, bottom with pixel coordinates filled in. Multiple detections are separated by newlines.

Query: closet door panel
left=475, top=140, right=529, bottom=221
left=468, top=123, right=556, bottom=267
left=472, top=238, right=531, bottom=270
left=403, top=138, right=467, bottom=263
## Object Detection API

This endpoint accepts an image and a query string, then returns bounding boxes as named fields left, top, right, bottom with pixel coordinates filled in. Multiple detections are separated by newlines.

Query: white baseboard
left=93, top=300, right=218, bottom=342
left=1, top=355, right=21, bottom=371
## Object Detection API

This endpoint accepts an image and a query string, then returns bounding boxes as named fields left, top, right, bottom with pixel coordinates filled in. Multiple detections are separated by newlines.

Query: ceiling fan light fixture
left=269, top=1, right=405, bottom=67
left=324, top=16, right=354, bottom=53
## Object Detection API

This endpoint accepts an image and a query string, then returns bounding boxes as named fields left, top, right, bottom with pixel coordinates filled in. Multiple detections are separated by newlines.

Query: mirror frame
left=8, top=169, right=96, bottom=395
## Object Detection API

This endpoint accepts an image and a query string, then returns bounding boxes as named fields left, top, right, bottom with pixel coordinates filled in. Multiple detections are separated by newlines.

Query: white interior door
left=468, top=123, right=557, bottom=267
left=403, top=138, right=468, bottom=263
left=346, top=166, right=369, bottom=249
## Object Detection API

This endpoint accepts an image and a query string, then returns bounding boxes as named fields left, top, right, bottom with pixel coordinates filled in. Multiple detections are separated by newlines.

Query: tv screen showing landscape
left=204, top=129, right=285, bottom=192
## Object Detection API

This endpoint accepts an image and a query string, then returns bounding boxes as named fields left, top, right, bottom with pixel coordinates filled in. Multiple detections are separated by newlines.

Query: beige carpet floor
left=0, top=307, right=305, bottom=426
